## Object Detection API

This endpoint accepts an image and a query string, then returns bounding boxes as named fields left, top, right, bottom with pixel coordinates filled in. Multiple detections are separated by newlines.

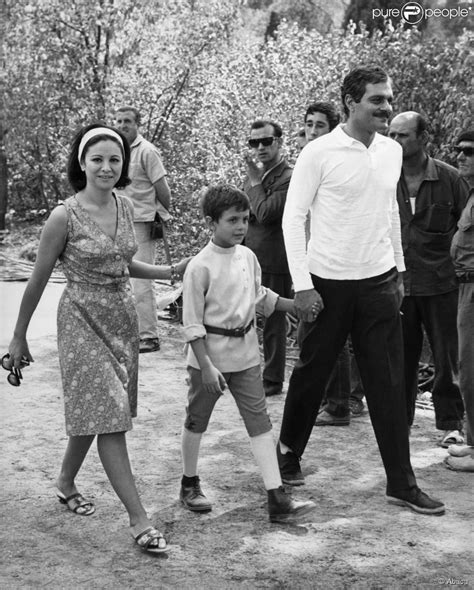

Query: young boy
left=179, top=184, right=316, bottom=523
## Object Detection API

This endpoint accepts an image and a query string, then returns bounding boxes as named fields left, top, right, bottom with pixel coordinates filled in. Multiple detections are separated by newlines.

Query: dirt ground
left=0, top=279, right=472, bottom=590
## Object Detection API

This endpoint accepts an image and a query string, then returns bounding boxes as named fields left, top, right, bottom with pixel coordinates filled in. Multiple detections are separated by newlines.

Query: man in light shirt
left=277, top=65, right=444, bottom=515
left=115, top=107, right=171, bottom=353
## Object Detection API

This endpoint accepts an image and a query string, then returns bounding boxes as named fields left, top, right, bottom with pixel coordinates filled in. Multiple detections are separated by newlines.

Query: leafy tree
left=3, top=3, right=472, bottom=261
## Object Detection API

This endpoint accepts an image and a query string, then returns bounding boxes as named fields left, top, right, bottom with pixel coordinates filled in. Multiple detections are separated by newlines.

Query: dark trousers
left=323, top=341, right=351, bottom=416
left=280, top=268, right=417, bottom=495
left=261, top=272, right=293, bottom=385
left=401, top=291, right=464, bottom=431
left=458, top=284, right=474, bottom=446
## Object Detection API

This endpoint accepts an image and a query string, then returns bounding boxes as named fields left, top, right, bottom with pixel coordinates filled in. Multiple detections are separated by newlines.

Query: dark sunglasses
left=248, top=136, right=276, bottom=149
left=2, top=353, right=29, bottom=387
left=454, top=146, right=474, bottom=157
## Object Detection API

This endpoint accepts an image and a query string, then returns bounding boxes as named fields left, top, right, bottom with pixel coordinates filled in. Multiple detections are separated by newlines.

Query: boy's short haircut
left=201, top=183, right=250, bottom=221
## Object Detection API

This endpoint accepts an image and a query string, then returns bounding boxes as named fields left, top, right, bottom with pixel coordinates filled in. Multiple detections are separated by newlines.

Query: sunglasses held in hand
left=247, top=136, right=276, bottom=149
left=2, top=354, right=30, bottom=387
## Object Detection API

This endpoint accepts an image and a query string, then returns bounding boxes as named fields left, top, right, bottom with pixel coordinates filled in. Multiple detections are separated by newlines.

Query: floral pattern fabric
left=57, top=195, right=139, bottom=435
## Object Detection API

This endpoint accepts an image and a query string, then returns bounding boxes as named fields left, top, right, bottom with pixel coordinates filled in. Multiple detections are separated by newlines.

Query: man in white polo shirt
left=115, top=106, right=171, bottom=353
left=277, top=65, right=444, bottom=515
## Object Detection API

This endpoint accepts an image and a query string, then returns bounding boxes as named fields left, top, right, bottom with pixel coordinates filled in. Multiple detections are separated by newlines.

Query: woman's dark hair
left=67, top=123, right=131, bottom=192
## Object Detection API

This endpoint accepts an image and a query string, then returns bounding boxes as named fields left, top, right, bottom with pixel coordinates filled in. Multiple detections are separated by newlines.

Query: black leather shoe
left=267, top=486, right=316, bottom=523
left=180, top=476, right=212, bottom=512
left=264, top=380, right=283, bottom=397
left=277, top=443, right=305, bottom=486
left=387, top=487, right=445, bottom=515
left=139, top=337, right=161, bottom=353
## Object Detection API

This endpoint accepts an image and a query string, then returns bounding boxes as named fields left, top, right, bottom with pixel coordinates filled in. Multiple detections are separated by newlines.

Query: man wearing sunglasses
left=389, top=112, right=468, bottom=449
left=243, top=120, right=292, bottom=397
left=445, top=129, right=474, bottom=472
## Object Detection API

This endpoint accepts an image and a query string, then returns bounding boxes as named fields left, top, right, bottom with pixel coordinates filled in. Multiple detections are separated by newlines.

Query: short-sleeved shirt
left=122, top=134, right=167, bottom=222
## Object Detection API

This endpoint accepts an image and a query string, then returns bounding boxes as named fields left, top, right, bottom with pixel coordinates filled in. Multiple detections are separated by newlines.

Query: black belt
left=457, top=272, right=474, bottom=283
left=204, top=320, right=254, bottom=337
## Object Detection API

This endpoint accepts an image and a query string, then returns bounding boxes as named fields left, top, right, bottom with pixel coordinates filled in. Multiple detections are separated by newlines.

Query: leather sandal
left=56, top=489, right=95, bottom=516
left=131, top=525, right=169, bottom=554
left=440, top=430, right=464, bottom=448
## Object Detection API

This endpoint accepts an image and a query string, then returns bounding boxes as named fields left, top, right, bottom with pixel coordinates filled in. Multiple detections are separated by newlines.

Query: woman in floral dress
left=6, top=124, right=188, bottom=554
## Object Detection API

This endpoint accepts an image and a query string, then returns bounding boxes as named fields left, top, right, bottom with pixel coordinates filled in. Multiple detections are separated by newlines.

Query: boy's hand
left=201, top=364, right=226, bottom=395
left=294, top=289, right=324, bottom=322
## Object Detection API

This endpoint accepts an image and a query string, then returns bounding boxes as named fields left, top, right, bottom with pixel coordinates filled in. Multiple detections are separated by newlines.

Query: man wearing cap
left=115, top=106, right=171, bottom=353
left=445, top=129, right=474, bottom=472
left=243, top=120, right=292, bottom=397
left=389, top=112, right=468, bottom=447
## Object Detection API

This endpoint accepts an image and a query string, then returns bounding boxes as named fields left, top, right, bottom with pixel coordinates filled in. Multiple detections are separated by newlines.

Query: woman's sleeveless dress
left=57, top=195, right=139, bottom=436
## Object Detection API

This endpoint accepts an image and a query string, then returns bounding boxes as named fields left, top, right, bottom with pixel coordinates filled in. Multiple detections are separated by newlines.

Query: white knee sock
left=250, top=431, right=282, bottom=490
left=181, top=428, right=202, bottom=477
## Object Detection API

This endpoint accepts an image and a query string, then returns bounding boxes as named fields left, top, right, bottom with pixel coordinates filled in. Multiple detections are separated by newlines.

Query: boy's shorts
left=184, top=364, right=272, bottom=437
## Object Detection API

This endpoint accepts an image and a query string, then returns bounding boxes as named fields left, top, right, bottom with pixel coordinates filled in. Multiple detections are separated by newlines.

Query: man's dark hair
left=304, top=102, right=341, bottom=131
left=67, top=123, right=131, bottom=192
left=341, top=65, right=390, bottom=117
left=115, top=106, right=141, bottom=126
left=250, top=119, right=283, bottom=138
left=201, top=184, right=250, bottom=222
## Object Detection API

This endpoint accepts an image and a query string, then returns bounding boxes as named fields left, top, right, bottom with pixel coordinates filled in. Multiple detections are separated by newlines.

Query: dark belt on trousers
left=204, top=320, right=254, bottom=337
left=457, top=272, right=474, bottom=283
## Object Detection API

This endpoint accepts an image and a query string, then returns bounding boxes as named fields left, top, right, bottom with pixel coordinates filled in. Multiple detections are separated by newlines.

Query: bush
left=4, top=4, right=472, bottom=259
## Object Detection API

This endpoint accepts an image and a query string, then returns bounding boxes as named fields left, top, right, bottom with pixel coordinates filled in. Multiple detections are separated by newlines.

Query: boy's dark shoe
left=277, top=443, right=305, bottom=486
left=267, top=486, right=316, bottom=523
left=180, top=475, right=212, bottom=512
left=139, top=337, right=161, bottom=353
left=387, top=487, right=445, bottom=515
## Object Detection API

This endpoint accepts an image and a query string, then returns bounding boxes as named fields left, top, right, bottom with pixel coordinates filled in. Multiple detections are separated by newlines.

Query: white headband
left=78, top=128, right=124, bottom=163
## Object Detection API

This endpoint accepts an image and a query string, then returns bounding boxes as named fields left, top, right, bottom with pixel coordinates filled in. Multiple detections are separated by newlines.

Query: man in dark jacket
left=244, top=120, right=292, bottom=397
left=389, top=111, right=468, bottom=446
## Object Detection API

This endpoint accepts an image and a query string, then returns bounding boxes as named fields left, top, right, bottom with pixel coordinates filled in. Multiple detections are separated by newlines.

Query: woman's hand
left=174, top=256, right=193, bottom=279
left=7, top=336, right=33, bottom=369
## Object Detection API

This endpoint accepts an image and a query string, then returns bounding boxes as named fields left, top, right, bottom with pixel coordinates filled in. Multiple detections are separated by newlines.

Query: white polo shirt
left=282, top=125, right=405, bottom=291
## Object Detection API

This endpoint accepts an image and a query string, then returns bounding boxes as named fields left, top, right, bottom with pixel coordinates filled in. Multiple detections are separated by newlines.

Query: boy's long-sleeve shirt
left=182, top=240, right=279, bottom=372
